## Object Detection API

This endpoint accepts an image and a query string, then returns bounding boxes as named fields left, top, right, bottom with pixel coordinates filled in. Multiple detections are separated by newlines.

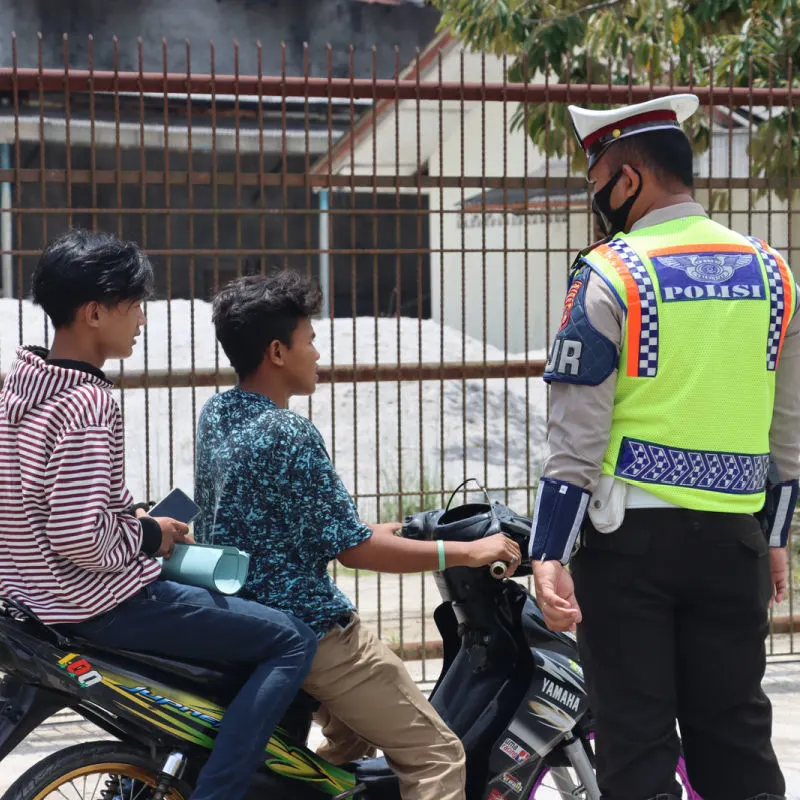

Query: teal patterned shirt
left=194, top=388, right=372, bottom=637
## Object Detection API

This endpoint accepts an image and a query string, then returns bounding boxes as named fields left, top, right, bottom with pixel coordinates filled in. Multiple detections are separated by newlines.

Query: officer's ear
left=619, top=163, right=642, bottom=199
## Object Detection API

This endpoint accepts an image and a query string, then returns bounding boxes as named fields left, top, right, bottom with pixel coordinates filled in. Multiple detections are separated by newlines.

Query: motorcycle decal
left=92, top=672, right=356, bottom=795
left=56, top=653, right=103, bottom=688
left=121, top=686, right=223, bottom=729
left=265, top=733, right=356, bottom=795
left=500, top=772, right=523, bottom=793
left=499, top=738, right=531, bottom=764
left=119, top=702, right=215, bottom=748
left=537, top=652, right=584, bottom=693
left=527, top=698, right=575, bottom=731
left=567, top=659, right=584, bottom=678
left=488, top=790, right=506, bottom=800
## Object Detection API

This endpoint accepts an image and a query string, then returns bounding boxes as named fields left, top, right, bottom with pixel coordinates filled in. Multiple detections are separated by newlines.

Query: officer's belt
left=625, top=484, right=679, bottom=509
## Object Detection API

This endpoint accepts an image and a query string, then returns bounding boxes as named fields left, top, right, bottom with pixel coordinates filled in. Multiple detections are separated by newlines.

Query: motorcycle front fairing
left=428, top=575, right=592, bottom=800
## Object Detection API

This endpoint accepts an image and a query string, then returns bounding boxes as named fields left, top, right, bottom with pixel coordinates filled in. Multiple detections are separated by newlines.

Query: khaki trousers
left=301, top=615, right=466, bottom=800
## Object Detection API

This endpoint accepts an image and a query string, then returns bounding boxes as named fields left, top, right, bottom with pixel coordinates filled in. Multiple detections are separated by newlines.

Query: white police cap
left=568, top=94, right=699, bottom=170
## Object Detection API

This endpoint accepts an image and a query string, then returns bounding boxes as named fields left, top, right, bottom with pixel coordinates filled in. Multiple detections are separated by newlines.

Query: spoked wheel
left=3, top=741, right=193, bottom=800
left=529, top=734, right=700, bottom=799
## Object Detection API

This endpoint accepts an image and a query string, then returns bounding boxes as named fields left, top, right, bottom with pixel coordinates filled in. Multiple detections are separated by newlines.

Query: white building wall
left=432, top=118, right=798, bottom=357
left=429, top=94, right=591, bottom=355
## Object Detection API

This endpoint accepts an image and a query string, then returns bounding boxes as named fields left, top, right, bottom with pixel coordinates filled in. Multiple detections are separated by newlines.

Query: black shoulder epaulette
left=568, top=235, right=612, bottom=280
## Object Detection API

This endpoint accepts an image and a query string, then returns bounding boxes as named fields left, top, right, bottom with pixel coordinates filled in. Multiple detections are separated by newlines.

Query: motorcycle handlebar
left=489, top=560, right=508, bottom=580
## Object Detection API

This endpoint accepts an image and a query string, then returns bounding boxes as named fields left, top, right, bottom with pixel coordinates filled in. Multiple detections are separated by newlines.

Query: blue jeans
left=61, top=580, right=317, bottom=800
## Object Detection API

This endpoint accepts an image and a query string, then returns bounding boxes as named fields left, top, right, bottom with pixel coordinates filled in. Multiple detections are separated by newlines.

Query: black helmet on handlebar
left=401, top=478, right=532, bottom=546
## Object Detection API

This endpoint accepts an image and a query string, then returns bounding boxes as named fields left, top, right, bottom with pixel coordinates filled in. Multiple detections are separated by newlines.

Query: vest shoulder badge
left=544, top=265, right=619, bottom=387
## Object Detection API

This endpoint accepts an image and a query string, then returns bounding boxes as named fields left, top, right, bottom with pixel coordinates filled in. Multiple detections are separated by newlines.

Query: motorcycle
left=0, top=497, right=699, bottom=800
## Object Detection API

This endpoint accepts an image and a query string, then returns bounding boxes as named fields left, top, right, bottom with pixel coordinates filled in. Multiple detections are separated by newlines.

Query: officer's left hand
left=770, top=547, right=788, bottom=607
left=533, top=560, right=582, bottom=632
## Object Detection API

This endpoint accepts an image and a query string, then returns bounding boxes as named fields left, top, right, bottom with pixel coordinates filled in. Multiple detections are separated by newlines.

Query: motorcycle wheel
left=530, top=743, right=698, bottom=799
left=3, top=740, right=193, bottom=800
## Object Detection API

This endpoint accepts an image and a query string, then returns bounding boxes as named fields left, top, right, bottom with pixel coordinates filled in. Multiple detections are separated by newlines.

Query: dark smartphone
left=148, top=488, right=202, bottom=525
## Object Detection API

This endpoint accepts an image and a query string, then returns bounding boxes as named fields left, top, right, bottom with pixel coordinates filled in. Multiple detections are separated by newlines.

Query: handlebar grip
left=489, top=560, right=508, bottom=580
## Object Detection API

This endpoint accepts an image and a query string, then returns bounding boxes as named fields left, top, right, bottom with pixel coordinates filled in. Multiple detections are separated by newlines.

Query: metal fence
left=0, top=35, right=799, bottom=675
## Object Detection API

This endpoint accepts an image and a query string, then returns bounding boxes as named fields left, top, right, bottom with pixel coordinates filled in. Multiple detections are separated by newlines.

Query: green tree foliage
left=430, top=0, right=800, bottom=194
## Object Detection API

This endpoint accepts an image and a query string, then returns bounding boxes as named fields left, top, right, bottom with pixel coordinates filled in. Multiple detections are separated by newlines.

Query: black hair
left=31, top=229, right=154, bottom=328
left=212, top=271, right=323, bottom=380
left=604, top=129, right=694, bottom=189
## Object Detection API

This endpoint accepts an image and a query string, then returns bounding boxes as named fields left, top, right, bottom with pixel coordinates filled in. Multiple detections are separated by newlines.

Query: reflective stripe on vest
left=747, top=236, right=794, bottom=370
left=595, top=238, right=660, bottom=378
left=616, top=437, right=770, bottom=495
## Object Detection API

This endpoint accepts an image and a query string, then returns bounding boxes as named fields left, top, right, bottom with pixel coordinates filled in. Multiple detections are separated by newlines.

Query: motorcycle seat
left=72, top=637, right=321, bottom=714
left=353, top=757, right=393, bottom=780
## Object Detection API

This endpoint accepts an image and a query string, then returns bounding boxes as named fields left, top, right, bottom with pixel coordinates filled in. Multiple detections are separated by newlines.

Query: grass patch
left=377, top=468, right=444, bottom=523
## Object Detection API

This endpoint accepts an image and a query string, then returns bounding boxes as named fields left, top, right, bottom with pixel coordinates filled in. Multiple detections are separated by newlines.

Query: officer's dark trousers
left=571, top=508, right=785, bottom=800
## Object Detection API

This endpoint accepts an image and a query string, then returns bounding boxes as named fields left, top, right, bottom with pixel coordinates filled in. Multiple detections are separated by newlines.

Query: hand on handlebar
left=466, top=533, right=522, bottom=577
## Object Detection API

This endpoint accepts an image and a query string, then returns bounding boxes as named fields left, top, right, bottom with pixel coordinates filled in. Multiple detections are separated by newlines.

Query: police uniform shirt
left=544, top=201, right=800, bottom=493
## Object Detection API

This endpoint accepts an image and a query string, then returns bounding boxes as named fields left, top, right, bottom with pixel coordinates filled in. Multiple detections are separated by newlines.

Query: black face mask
left=591, top=167, right=643, bottom=237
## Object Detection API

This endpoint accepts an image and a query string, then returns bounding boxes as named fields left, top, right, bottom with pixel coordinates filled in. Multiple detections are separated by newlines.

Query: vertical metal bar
left=727, top=62, right=734, bottom=230
left=480, top=50, right=488, bottom=495
left=767, top=64, right=774, bottom=247
left=347, top=44, right=360, bottom=610
left=235, top=42, right=243, bottom=279
left=502, top=52, right=509, bottom=507
left=460, top=50, right=467, bottom=504
left=36, top=35, right=46, bottom=314
left=649, top=45, right=656, bottom=98
left=372, top=45, right=383, bottom=638
left=187, top=40, right=197, bottom=468
left=303, top=43, right=314, bottom=423
left=281, top=43, right=288, bottom=274
left=708, top=54, right=715, bottom=221
left=89, top=36, right=98, bottom=232
left=211, top=41, right=220, bottom=390
left=1, top=140, right=12, bottom=303
left=258, top=41, right=266, bottom=276
left=414, top=47, right=426, bottom=679
left=319, top=190, right=330, bottom=317
left=162, top=39, right=175, bottom=491
left=137, top=38, right=152, bottom=501
left=63, top=35, right=72, bottom=230
left=627, top=52, right=633, bottom=104
left=523, top=53, right=532, bottom=519
left=113, top=38, right=122, bottom=239
left=11, top=35, right=21, bottom=344
left=393, top=45, right=404, bottom=653
left=747, top=57, right=754, bottom=238
left=438, top=50, right=445, bottom=512
left=585, top=50, right=593, bottom=259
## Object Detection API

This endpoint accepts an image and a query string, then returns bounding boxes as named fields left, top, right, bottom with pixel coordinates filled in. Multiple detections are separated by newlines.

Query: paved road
left=1, top=659, right=799, bottom=798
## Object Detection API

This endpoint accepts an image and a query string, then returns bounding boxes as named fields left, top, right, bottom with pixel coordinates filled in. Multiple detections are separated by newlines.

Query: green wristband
left=437, top=539, right=446, bottom=571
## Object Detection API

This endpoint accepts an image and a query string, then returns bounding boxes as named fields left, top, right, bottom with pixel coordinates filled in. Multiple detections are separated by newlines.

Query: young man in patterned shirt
left=194, top=271, right=521, bottom=800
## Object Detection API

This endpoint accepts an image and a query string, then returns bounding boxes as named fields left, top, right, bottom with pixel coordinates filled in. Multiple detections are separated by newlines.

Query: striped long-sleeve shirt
left=0, top=346, right=161, bottom=623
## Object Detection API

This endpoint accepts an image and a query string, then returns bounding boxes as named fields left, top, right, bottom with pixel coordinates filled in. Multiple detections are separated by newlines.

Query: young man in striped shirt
left=0, top=230, right=317, bottom=800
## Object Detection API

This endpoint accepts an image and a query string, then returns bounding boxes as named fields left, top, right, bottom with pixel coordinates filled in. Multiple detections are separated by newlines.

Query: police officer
left=529, top=93, right=799, bottom=800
